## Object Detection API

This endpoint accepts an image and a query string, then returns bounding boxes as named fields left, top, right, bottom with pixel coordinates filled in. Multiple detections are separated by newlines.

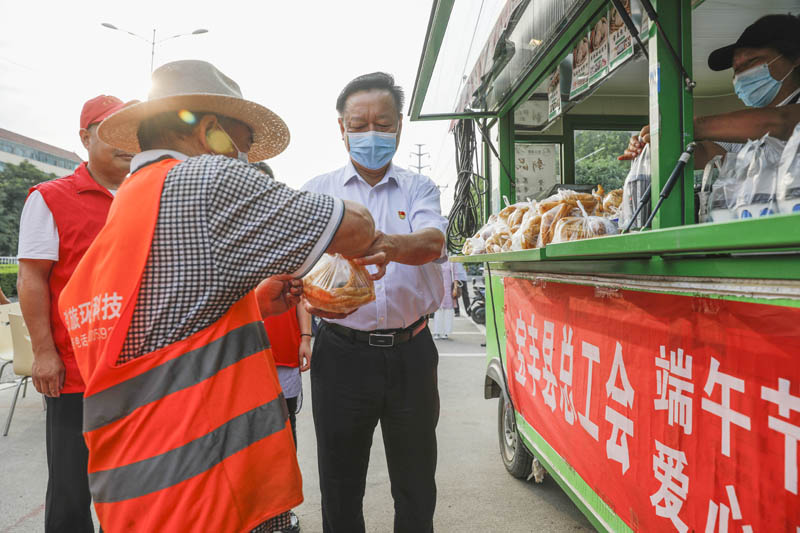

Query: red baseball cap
left=80, top=95, right=127, bottom=129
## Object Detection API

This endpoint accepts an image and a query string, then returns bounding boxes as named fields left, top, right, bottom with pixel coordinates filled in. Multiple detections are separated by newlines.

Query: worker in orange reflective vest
left=58, top=60, right=380, bottom=532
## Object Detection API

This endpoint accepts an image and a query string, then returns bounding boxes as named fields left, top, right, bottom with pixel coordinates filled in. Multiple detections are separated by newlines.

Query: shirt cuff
left=291, top=197, right=345, bottom=278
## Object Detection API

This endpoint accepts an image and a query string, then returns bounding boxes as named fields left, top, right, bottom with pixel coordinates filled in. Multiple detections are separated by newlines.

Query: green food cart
left=410, top=1, right=800, bottom=531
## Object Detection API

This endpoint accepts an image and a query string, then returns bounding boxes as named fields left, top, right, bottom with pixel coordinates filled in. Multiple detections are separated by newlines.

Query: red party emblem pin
left=398, top=211, right=406, bottom=219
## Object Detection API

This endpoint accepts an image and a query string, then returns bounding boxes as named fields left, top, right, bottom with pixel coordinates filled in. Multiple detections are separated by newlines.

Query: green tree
left=574, top=129, right=637, bottom=191
left=0, top=161, right=55, bottom=256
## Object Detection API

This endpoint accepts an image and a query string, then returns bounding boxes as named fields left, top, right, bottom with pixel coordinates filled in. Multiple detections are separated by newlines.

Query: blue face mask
left=346, top=129, right=398, bottom=170
left=733, top=55, right=790, bottom=108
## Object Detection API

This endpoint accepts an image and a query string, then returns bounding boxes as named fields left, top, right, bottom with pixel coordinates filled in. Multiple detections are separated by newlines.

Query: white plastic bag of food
left=462, top=236, right=486, bottom=256
left=700, top=152, right=740, bottom=222
left=539, top=189, right=599, bottom=215
left=538, top=203, right=576, bottom=247
left=303, top=254, right=375, bottom=314
left=620, top=143, right=651, bottom=230
left=699, top=155, right=723, bottom=223
left=777, top=122, right=800, bottom=214
left=510, top=208, right=543, bottom=251
left=551, top=216, right=618, bottom=243
left=735, top=134, right=785, bottom=218
left=484, top=221, right=512, bottom=254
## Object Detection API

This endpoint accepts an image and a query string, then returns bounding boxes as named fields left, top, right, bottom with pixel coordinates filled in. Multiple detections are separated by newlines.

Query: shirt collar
left=342, top=160, right=399, bottom=188
left=72, top=162, right=113, bottom=197
left=130, top=149, right=189, bottom=174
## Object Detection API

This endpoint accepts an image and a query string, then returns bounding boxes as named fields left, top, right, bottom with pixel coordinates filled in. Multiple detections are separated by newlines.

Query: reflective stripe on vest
left=58, top=158, right=303, bottom=532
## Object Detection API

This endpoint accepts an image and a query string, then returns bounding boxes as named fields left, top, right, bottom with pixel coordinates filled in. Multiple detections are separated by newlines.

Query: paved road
left=0, top=316, right=593, bottom=532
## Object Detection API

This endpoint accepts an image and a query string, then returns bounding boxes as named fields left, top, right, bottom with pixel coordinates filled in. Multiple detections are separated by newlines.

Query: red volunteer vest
left=59, top=158, right=302, bottom=532
left=262, top=307, right=301, bottom=368
left=31, top=162, right=114, bottom=393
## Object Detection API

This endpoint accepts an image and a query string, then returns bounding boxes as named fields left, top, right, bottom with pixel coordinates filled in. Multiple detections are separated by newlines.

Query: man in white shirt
left=302, top=72, right=447, bottom=533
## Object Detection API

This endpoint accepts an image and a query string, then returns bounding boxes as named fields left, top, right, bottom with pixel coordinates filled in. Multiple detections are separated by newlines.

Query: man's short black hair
left=336, top=72, right=405, bottom=116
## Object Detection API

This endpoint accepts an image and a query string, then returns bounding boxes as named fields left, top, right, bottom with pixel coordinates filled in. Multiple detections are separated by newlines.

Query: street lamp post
left=101, top=23, right=209, bottom=73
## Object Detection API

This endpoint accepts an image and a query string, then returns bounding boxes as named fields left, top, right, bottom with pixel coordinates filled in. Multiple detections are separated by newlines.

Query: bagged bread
left=510, top=208, right=543, bottom=250
left=303, top=254, right=375, bottom=314
left=551, top=216, right=618, bottom=243
left=484, top=224, right=512, bottom=254
left=462, top=236, right=486, bottom=256
left=539, top=203, right=575, bottom=246
left=507, top=202, right=533, bottom=232
left=603, top=189, right=623, bottom=214
left=539, top=189, right=599, bottom=215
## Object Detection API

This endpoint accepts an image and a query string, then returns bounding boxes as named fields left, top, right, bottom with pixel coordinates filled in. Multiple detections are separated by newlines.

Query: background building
left=0, top=128, right=81, bottom=177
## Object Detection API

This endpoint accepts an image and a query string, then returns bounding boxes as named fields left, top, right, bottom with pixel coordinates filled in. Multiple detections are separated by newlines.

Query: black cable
left=475, top=120, right=516, bottom=188
left=446, top=119, right=487, bottom=254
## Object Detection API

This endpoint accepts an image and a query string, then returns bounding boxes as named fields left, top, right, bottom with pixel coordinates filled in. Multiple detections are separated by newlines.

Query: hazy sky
left=0, top=0, right=460, bottom=210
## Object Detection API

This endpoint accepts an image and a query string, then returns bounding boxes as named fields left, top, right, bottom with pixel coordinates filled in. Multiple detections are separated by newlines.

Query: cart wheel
left=498, top=395, right=532, bottom=479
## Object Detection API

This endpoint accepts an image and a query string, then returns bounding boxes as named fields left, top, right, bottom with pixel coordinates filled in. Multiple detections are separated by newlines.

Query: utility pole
left=409, top=143, right=430, bottom=174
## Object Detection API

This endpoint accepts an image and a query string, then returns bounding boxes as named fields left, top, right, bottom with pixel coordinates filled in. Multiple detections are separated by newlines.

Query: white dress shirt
left=302, top=161, right=447, bottom=331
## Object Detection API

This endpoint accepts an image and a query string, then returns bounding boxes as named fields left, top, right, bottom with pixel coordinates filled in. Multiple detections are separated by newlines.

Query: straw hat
left=97, top=60, right=289, bottom=161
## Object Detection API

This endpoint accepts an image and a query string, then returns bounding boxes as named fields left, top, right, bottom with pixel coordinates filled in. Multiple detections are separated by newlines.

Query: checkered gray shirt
left=119, top=151, right=342, bottom=362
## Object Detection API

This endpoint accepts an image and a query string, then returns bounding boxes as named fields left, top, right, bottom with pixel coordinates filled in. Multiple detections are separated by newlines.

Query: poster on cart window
left=503, top=277, right=800, bottom=533
left=609, top=0, right=634, bottom=71
left=588, top=14, right=609, bottom=84
left=569, top=34, right=591, bottom=99
left=547, top=70, right=561, bottom=122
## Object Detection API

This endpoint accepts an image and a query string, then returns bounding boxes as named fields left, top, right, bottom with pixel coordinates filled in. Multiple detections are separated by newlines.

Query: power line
left=409, top=143, right=430, bottom=174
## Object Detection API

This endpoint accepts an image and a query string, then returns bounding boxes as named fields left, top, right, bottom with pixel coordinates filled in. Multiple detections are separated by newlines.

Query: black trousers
left=286, top=395, right=298, bottom=446
left=459, top=281, right=471, bottom=311
left=311, top=323, right=439, bottom=533
left=45, top=393, right=94, bottom=533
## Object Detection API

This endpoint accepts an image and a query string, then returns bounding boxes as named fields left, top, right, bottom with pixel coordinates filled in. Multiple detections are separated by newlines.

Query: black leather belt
left=323, top=317, right=428, bottom=348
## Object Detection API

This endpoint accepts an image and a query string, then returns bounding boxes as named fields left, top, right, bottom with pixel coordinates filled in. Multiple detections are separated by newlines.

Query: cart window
left=574, top=129, right=637, bottom=191
left=515, top=143, right=561, bottom=200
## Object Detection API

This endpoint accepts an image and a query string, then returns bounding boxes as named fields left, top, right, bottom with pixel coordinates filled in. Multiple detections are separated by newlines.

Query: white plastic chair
left=0, top=323, right=12, bottom=381
left=3, top=313, right=35, bottom=436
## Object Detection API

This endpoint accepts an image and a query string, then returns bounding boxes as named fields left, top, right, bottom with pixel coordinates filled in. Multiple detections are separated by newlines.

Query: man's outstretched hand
left=619, top=125, right=650, bottom=161
left=351, top=230, right=393, bottom=281
left=255, top=275, right=303, bottom=317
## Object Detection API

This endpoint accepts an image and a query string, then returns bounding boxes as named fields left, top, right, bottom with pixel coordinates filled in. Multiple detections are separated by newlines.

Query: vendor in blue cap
left=621, top=13, right=800, bottom=168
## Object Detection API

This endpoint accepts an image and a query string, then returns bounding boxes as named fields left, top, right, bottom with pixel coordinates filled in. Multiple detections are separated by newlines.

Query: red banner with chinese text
left=503, top=277, right=800, bottom=533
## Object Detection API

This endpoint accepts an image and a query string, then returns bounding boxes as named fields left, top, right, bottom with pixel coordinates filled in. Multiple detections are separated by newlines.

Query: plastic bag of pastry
left=777, top=122, right=800, bottom=214
left=592, top=185, right=605, bottom=212
left=506, top=201, right=535, bottom=232
left=498, top=200, right=531, bottom=228
left=510, top=208, right=543, bottom=250
left=538, top=189, right=599, bottom=215
left=538, top=203, right=574, bottom=247
left=303, top=253, right=376, bottom=314
left=484, top=223, right=512, bottom=254
left=551, top=216, right=618, bottom=243
left=462, top=236, right=486, bottom=256
left=474, top=214, right=499, bottom=241
left=602, top=189, right=623, bottom=216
